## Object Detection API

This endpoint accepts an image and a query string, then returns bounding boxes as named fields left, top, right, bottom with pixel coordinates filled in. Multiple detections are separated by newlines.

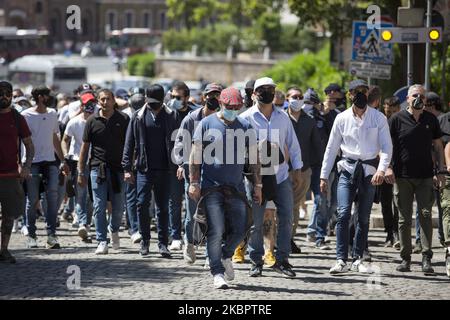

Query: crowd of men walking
left=0, top=75, right=450, bottom=289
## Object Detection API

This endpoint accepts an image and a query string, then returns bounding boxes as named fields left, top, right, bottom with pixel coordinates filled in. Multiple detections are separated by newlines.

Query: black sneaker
left=0, top=250, right=16, bottom=264
left=249, top=263, right=263, bottom=277
left=422, top=256, right=434, bottom=275
left=291, top=239, right=301, bottom=254
left=158, top=244, right=171, bottom=258
left=272, top=261, right=296, bottom=278
left=396, top=259, right=411, bottom=272
left=140, top=240, right=150, bottom=256
left=362, top=248, right=372, bottom=262
left=316, top=240, right=331, bottom=250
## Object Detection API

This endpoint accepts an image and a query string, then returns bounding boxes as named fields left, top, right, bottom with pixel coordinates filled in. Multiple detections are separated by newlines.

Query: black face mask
left=353, top=92, right=367, bottom=109
left=0, top=96, right=11, bottom=109
left=244, top=95, right=253, bottom=108
left=206, top=98, right=220, bottom=111
left=412, top=97, right=424, bottom=110
left=257, top=90, right=275, bottom=104
left=335, top=98, right=346, bottom=108
left=149, top=102, right=162, bottom=111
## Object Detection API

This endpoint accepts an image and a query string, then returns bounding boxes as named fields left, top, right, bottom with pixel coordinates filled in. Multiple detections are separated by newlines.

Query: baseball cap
left=146, top=84, right=165, bottom=103
left=80, top=92, right=96, bottom=105
left=203, top=83, right=223, bottom=95
left=219, top=87, right=243, bottom=107
left=129, top=94, right=146, bottom=110
left=348, top=79, right=369, bottom=92
left=304, top=88, right=321, bottom=104
left=130, top=87, right=145, bottom=96
left=324, top=83, right=342, bottom=94
left=115, top=88, right=129, bottom=100
left=77, top=83, right=92, bottom=94
left=254, top=77, right=276, bottom=91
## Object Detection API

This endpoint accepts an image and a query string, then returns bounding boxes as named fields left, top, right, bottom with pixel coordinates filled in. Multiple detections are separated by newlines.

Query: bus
left=0, top=27, right=52, bottom=62
left=8, top=55, right=87, bottom=95
left=106, top=28, right=160, bottom=57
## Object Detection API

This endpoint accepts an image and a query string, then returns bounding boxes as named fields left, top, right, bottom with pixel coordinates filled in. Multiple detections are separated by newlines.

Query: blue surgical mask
left=168, top=98, right=183, bottom=110
left=223, top=108, right=239, bottom=122
left=289, top=99, right=302, bottom=112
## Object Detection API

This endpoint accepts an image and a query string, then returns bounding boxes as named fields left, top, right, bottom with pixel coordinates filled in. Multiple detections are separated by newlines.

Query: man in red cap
left=62, top=91, right=97, bottom=243
left=188, top=87, right=262, bottom=289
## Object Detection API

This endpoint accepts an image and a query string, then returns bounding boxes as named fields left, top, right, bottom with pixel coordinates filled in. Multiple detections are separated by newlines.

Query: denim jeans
left=90, top=167, right=125, bottom=242
left=204, top=191, right=247, bottom=276
left=136, top=170, right=169, bottom=245
left=248, top=178, right=294, bottom=265
left=335, top=170, right=375, bottom=262
left=183, top=164, right=198, bottom=245
left=25, top=164, right=59, bottom=237
left=315, top=171, right=338, bottom=243
left=169, top=170, right=184, bottom=241
left=76, top=167, right=91, bottom=226
left=125, top=178, right=139, bottom=235
left=64, top=197, right=75, bottom=214
left=307, top=166, right=324, bottom=235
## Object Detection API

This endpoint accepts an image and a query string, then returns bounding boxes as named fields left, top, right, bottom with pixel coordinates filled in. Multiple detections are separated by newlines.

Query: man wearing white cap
left=241, top=77, right=303, bottom=278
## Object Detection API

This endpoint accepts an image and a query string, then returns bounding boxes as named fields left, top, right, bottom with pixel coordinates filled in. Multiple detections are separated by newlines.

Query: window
left=107, top=11, right=117, bottom=30
left=143, top=12, right=151, bottom=28
left=125, top=11, right=134, bottom=28
left=160, top=12, right=166, bottom=30
left=82, top=18, right=88, bottom=36
left=54, top=68, right=87, bottom=80
left=36, top=1, right=43, bottom=14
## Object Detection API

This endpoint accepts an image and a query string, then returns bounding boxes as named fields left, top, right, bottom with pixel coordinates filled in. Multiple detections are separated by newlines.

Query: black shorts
left=0, top=178, right=25, bottom=220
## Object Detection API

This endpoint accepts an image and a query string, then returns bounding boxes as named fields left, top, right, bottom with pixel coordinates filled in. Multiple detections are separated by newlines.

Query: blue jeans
left=25, top=164, right=59, bottom=237
left=136, top=170, right=169, bottom=245
left=125, top=178, right=139, bottom=234
left=169, top=170, right=184, bottom=241
left=90, top=167, right=125, bottom=242
left=64, top=197, right=75, bottom=214
left=315, top=171, right=338, bottom=243
left=204, top=191, right=247, bottom=276
left=248, top=178, right=294, bottom=265
left=75, top=167, right=91, bottom=226
left=308, top=166, right=324, bottom=235
left=183, top=164, right=198, bottom=245
left=336, top=170, right=375, bottom=262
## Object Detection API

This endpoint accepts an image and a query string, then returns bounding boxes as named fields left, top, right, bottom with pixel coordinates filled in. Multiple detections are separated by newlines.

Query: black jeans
left=136, top=170, right=170, bottom=245
left=379, top=182, right=399, bottom=234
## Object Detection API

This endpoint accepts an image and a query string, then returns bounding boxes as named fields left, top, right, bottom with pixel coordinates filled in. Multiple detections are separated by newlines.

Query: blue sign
left=352, top=21, right=394, bottom=65
left=394, top=86, right=409, bottom=110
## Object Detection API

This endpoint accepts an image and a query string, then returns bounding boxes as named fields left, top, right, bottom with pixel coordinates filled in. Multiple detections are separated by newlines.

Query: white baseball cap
left=254, top=77, right=276, bottom=91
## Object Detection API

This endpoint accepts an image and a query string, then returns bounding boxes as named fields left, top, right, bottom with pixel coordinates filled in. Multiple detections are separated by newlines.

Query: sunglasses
left=290, top=95, right=303, bottom=100
left=411, top=93, right=425, bottom=99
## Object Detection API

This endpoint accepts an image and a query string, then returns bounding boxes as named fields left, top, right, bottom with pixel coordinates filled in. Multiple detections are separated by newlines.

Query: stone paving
left=1, top=203, right=449, bottom=300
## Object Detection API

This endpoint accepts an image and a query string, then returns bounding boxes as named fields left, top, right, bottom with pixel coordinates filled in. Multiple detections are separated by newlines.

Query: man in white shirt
left=22, top=86, right=69, bottom=250
left=320, top=79, right=392, bottom=275
left=62, top=92, right=96, bottom=242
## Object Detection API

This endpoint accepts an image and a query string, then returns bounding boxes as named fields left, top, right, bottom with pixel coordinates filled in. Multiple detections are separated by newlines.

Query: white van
left=8, top=55, right=87, bottom=94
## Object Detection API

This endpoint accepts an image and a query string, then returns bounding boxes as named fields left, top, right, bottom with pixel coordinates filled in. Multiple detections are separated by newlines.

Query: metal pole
left=407, top=43, right=413, bottom=86
left=367, top=77, right=372, bottom=86
left=424, top=0, right=432, bottom=90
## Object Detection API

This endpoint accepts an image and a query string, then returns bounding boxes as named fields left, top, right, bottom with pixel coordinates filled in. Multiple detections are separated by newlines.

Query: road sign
left=394, top=86, right=409, bottom=110
left=352, top=21, right=394, bottom=65
left=380, top=27, right=443, bottom=43
left=349, top=61, right=392, bottom=80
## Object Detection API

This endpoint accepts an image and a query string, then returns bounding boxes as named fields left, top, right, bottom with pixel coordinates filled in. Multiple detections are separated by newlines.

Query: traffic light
left=428, top=28, right=440, bottom=41
left=381, top=30, right=393, bottom=41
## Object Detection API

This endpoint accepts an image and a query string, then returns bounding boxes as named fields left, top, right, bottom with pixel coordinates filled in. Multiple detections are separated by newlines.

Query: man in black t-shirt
left=388, top=84, right=445, bottom=275
left=78, top=89, right=129, bottom=255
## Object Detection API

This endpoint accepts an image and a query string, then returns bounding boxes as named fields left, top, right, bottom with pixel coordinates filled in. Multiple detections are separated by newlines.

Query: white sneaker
left=221, top=258, right=235, bottom=281
left=95, top=241, right=109, bottom=254
left=213, top=274, right=229, bottom=289
left=21, top=225, right=29, bottom=237
left=183, top=243, right=196, bottom=264
left=130, top=232, right=142, bottom=244
left=299, top=208, right=307, bottom=219
left=445, top=250, right=450, bottom=278
left=26, top=236, right=38, bottom=248
left=46, top=235, right=61, bottom=249
left=204, top=257, right=210, bottom=270
left=350, top=259, right=374, bottom=274
left=330, top=259, right=349, bottom=275
left=78, top=226, right=88, bottom=240
left=12, top=219, right=19, bottom=233
left=169, top=239, right=183, bottom=251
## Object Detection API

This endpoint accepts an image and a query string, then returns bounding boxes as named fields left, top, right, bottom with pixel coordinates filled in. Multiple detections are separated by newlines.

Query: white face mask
left=289, top=99, right=303, bottom=112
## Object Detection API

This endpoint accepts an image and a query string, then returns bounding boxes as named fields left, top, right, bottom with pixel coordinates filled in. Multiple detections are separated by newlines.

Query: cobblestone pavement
left=1, top=204, right=449, bottom=300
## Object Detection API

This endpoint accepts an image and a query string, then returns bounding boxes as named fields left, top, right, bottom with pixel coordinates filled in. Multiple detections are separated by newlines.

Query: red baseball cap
left=219, top=87, right=243, bottom=107
left=81, top=92, right=96, bottom=105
